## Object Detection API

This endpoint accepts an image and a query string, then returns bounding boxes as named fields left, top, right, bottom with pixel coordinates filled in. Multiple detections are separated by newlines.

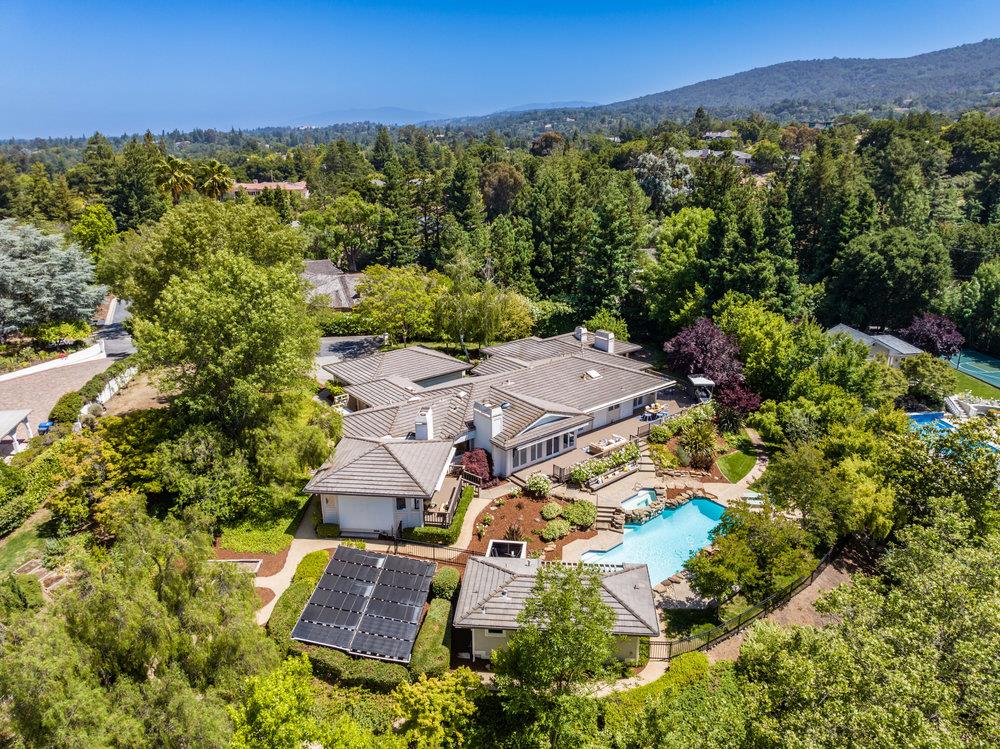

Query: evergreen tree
left=0, top=156, right=17, bottom=219
left=575, top=171, right=645, bottom=316
left=374, top=157, right=418, bottom=266
left=106, top=138, right=166, bottom=231
left=370, top=126, right=395, bottom=172
left=486, top=215, right=536, bottom=295
left=446, top=153, right=486, bottom=231
left=68, top=132, right=117, bottom=197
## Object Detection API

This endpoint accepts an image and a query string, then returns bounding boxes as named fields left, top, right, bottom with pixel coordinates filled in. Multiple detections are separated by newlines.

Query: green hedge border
left=401, top=484, right=475, bottom=545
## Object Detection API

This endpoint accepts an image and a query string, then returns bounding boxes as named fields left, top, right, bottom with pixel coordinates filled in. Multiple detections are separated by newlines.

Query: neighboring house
left=227, top=180, right=310, bottom=199
left=703, top=129, right=737, bottom=140
left=453, top=550, right=660, bottom=662
left=304, top=435, right=455, bottom=536
left=682, top=148, right=753, bottom=168
left=325, top=346, right=471, bottom=390
left=301, top=259, right=365, bottom=311
left=828, top=323, right=924, bottom=366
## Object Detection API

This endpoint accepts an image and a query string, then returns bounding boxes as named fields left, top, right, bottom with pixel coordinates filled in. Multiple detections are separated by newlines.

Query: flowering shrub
left=568, top=442, right=641, bottom=485
left=525, top=473, right=551, bottom=498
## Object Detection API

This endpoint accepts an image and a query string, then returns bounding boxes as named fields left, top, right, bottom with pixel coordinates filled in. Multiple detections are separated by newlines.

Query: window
left=562, top=432, right=576, bottom=449
left=608, top=403, right=620, bottom=414
left=486, top=628, right=505, bottom=635
left=412, top=498, right=421, bottom=510
left=396, top=497, right=406, bottom=510
left=514, top=447, right=527, bottom=468
left=632, top=396, right=644, bottom=410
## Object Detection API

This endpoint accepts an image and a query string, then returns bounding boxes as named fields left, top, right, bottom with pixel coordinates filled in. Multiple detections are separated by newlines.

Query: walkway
left=0, top=358, right=115, bottom=428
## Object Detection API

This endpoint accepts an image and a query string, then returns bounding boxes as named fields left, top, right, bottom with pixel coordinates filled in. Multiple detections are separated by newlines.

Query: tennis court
left=951, top=349, right=1000, bottom=388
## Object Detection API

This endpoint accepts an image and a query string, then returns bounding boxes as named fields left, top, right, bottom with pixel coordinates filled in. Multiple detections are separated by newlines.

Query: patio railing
left=647, top=542, right=842, bottom=661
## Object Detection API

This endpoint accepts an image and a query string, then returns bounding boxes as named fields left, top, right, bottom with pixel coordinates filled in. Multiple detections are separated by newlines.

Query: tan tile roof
left=304, top=436, right=454, bottom=497
left=302, top=260, right=365, bottom=310
left=325, top=346, right=469, bottom=386
left=453, top=557, right=659, bottom=636
left=344, top=376, right=421, bottom=408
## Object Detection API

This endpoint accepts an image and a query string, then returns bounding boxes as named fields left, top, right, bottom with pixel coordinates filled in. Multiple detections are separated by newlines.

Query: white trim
left=0, top=343, right=106, bottom=383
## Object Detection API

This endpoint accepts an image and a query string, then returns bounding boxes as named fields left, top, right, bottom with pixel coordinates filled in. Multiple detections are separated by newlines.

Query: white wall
left=323, top=493, right=424, bottom=534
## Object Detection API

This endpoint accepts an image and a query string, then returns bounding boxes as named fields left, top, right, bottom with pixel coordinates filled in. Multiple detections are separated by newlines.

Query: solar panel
left=290, top=546, right=435, bottom=663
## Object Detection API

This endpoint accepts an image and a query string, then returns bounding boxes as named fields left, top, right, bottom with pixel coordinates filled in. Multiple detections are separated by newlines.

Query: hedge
left=409, top=598, right=452, bottom=678
left=600, top=652, right=710, bottom=744
left=267, top=574, right=409, bottom=692
left=430, top=567, right=460, bottom=601
left=48, top=391, right=83, bottom=423
left=648, top=425, right=671, bottom=444
left=402, top=484, right=474, bottom=545
left=292, top=550, right=330, bottom=585
left=77, top=358, right=133, bottom=402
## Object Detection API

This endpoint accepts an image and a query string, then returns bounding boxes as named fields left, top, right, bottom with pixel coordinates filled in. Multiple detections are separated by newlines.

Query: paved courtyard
left=0, top=358, right=116, bottom=429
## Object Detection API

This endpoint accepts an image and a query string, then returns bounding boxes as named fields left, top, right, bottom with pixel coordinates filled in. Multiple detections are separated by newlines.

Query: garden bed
left=213, top=542, right=290, bottom=577
left=466, top=493, right=597, bottom=559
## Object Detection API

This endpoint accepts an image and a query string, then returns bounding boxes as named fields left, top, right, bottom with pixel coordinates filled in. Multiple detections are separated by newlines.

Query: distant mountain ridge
left=442, top=38, right=1000, bottom=134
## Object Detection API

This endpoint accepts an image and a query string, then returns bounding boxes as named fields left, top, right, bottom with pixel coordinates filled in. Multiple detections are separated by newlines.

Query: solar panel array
left=291, top=545, right=435, bottom=663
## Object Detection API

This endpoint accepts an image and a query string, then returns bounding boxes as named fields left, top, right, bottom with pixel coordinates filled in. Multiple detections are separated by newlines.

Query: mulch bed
left=467, top=494, right=597, bottom=559
left=653, top=436, right=731, bottom=483
left=255, top=587, right=275, bottom=608
left=213, top=542, right=290, bottom=577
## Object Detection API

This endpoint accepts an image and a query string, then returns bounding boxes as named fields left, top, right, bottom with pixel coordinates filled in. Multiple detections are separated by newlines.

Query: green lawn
left=951, top=368, right=1000, bottom=400
left=717, top=450, right=756, bottom=483
left=0, top=511, right=49, bottom=575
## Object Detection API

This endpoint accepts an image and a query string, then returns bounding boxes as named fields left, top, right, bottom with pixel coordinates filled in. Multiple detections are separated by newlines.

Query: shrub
left=525, top=473, right=551, bottom=498
left=402, top=484, right=474, bottom=545
left=540, top=518, right=571, bottom=542
left=316, top=310, right=371, bottom=336
left=540, top=501, right=562, bottom=520
left=561, top=500, right=597, bottom=529
left=503, top=524, right=525, bottom=541
left=296, top=641, right=410, bottom=691
left=341, top=539, right=366, bottom=550
left=481, top=513, right=493, bottom=527
left=648, top=425, right=671, bottom=444
left=567, top=442, right=641, bottom=485
left=292, top=550, right=330, bottom=585
left=0, top=574, right=44, bottom=617
left=77, top=358, right=133, bottom=403
left=409, top=598, right=452, bottom=678
left=600, top=652, right=710, bottom=745
left=316, top=522, right=340, bottom=539
left=48, top=391, right=83, bottom=423
left=430, top=567, right=460, bottom=601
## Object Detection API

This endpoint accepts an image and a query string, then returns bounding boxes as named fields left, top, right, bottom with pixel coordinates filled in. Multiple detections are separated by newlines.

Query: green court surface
left=951, top=349, right=1000, bottom=389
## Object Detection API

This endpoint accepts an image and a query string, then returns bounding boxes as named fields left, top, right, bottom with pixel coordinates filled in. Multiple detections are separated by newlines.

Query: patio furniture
left=587, top=434, right=628, bottom=457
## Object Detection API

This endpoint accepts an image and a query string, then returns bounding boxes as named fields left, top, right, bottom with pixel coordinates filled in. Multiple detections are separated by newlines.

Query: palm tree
left=197, top=159, right=235, bottom=200
left=156, top=155, right=195, bottom=204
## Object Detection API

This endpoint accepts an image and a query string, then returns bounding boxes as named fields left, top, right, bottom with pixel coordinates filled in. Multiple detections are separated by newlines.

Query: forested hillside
left=2, top=103, right=1000, bottom=747
left=442, top=37, right=1000, bottom=134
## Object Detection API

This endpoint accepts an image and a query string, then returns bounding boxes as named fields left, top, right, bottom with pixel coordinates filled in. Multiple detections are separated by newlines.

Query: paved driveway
left=0, top=359, right=115, bottom=428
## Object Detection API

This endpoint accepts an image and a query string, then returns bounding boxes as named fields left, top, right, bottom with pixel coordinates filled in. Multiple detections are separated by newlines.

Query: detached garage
left=305, top=436, right=456, bottom=537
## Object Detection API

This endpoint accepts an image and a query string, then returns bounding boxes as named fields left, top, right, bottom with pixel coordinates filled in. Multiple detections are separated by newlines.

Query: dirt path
left=705, top=552, right=856, bottom=663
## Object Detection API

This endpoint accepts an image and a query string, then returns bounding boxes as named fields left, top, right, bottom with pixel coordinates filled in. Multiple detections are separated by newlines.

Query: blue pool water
left=621, top=488, right=655, bottom=511
left=581, top=498, right=726, bottom=583
left=908, top=412, right=957, bottom=434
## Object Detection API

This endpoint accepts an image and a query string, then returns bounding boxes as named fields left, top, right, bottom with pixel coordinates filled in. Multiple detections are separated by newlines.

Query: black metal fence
left=387, top=538, right=477, bottom=569
left=648, top=543, right=841, bottom=661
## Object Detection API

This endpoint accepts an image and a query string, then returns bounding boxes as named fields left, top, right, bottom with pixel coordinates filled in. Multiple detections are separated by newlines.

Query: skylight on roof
left=584, top=369, right=602, bottom=380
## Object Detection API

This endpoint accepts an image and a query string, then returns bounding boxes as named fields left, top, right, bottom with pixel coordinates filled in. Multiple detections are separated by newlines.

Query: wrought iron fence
left=648, top=542, right=842, bottom=661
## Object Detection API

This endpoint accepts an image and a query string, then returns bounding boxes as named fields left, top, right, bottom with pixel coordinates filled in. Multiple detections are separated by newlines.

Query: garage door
left=338, top=496, right=395, bottom=535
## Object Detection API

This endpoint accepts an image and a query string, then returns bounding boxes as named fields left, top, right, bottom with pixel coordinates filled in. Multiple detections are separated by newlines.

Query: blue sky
left=2, top=0, right=999, bottom=138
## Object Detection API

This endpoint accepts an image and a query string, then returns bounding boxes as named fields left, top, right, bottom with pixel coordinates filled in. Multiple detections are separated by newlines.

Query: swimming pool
left=581, top=498, right=726, bottom=584
left=621, top=488, right=656, bottom=511
left=908, top=412, right=957, bottom=434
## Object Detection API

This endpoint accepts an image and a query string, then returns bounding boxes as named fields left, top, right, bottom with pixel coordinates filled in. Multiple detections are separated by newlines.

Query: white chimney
left=472, top=401, right=503, bottom=450
left=594, top=329, right=615, bottom=354
left=415, top=407, right=434, bottom=440
left=574, top=325, right=588, bottom=341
